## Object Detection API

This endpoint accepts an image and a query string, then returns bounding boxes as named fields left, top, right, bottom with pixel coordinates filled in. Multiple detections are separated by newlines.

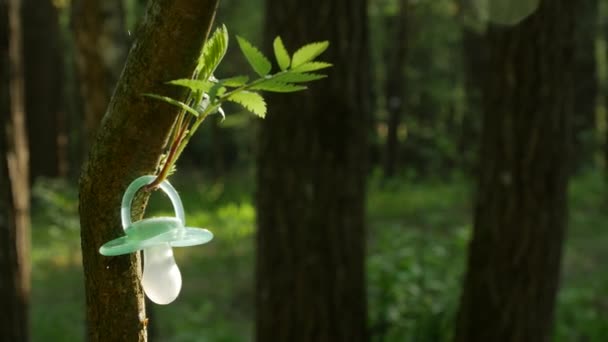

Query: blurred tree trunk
left=383, top=0, right=407, bottom=178
left=459, top=25, right=485, bottom=176
left=256, top=0, right=369, bottom=341
left=72, top=0, right=128, bottom=146
left=571, top=0, right=598, bottom=172
left=23, top=0, right=67, bottom=180
left=0, top=0, right=31, bottom=340
left=455, top=1, right=575, bottom=341
left=78, top=0, right=218, bottom=341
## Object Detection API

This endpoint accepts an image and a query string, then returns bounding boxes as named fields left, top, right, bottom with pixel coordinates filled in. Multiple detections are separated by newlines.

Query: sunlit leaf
left=197, top=24, right=229, bottom=81
left=227, top=91, right=267, bottom=118
left=250, top=81, right=307, bottom=93
left=273, top=37, right=290, bottom=71
left=290, top=61, right=332, bottom=73
left=236, top=36, right=272, bottom=77
left=220, top=75, right=249, bottom=87
left=273, top=72, right=326, bottom=83
left=291, top=41, right=329, bottom=67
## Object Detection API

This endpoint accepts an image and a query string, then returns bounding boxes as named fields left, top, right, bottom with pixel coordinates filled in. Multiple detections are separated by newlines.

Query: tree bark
left=459, top=25, right=486, bottom=177
left=78, top=1, right=219, bottom=341
left=72, top=0, right=129, bottom=146
left=383, top=0, right=407, bottom=178
left=256, top=0, right=369, bottom=341
left=0, top=0, right=31, bottom=340
left=571, top=0, right=598, bottom=172
left=22, top=0, right=66, bottom=180
left=455, top=1, right=575, bottom=341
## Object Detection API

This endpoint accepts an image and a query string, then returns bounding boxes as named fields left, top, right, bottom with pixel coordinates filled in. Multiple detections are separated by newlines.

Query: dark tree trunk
left=383, top=0, right=407, bottom=178
left=256, top=0, right=369, bottom=341
left=459, top=25, right=486, bottom=176
left=455, top=1, right=575, bottom=341
left=0, top=0, right=31, bottom=340
left=22, top=0, right=66, bottom=180
left=571, top=0, right=598, bottom=172
left=72, top=0, right=129, bottom=146
left=78, top=1, right=219, bottom=341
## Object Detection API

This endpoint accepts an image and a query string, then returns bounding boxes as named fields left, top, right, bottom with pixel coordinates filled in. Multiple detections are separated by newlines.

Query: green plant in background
left=143, top=25, right=331, bottom=189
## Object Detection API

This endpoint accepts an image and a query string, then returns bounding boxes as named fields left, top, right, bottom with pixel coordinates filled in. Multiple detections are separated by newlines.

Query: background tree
left=459, top=0, right=487, bottom=176
left=455, top=1, right=576, bottom=341
left=571, top=0, right=599, bottom=172
left=0, top=0, right=31, bottom=339
left=23, top=0, right=67, bottom=180
left=78, top=0, right=219, bottom=340
left=383, top=0, right=408, bottom=178
left=255, top=0, right=370, bottom=340
left=72, top=0, right=128, bottom=145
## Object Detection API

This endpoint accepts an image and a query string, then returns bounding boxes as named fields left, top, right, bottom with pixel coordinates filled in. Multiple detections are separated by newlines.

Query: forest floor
left=30, top=170, right=608, bottom=341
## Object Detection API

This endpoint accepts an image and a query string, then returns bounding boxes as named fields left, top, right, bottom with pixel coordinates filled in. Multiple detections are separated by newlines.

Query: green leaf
left=226, top=91, right=267, bottom=118
left=142, top=93, right=199, bottom=117
left=250, top=81, right=307, bottom=93
left=291, top=41, right=329, bottom=67
left=236, top=36, right=272, bottom=77
left=290, top=61, right=332, bottom=72
left=273, top=37, right=290, bottom=71
left=272, top=72, right=326, bottom=83
left=220, top=75, right=249, bottom=87
left=197, top=24, right=229, bottom=81
left=167, top=79, right=213, bottom=92
left=208, top=83, right=227, bottom=101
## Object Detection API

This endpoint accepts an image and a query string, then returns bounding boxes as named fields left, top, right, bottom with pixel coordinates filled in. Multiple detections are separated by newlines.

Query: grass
left=29, top=171, right=608, bottom=341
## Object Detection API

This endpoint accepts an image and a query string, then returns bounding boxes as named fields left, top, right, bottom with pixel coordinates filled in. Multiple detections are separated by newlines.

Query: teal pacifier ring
left=99, top=175, right=213, bottom=256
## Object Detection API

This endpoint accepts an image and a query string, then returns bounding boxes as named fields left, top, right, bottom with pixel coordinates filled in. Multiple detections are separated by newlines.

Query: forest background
left=1, top=0, right=607, bottom=341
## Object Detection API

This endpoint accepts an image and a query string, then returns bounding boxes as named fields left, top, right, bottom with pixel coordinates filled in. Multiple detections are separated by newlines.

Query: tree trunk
left=0, top=0, right=31, bottom=340
left=22, top=0, right=66, bottom=181
left=72, top=0, right=129, bottom=146
left=455, top=1, right=575, bottom=341
left=78, top=1, right=219, bottom=341
left=459, top=25, right=486, bottom=177
left=256, top=1, right=369, bottom=341
left=571, top=0, right=598, bottom=172
left=383, top=0, right=407, bottom=178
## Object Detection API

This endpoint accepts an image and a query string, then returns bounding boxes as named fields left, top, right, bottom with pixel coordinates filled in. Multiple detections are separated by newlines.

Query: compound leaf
left=291, top=41, right=329, bottom=67
left=273, top=36, right=290, bottom=71
left=236, top=36, right=272, bottom=77
left=227, top=91, right=267, bottom=118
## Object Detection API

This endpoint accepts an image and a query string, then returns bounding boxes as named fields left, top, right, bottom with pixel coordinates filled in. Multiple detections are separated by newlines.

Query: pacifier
left=99, top=175, right=213, bottom=304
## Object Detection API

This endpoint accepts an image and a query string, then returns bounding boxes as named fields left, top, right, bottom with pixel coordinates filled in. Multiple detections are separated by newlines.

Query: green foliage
left=226, top=91, right=267, bottom=118
left=236, top=36, right=272, bottom=77
left=290, top=61, right=333, bottom=72
left=272, top=72, right=326, bottom=83
left=291, top=41, right=329, bottom=67
left=196, top=24, right=229, bottom=81
left=273, top=37, right=290, bottom=71
left=147, top=25, right=330, bottom=120
left=220, top=75, right=249, bottom=87
left=250, top=81, right=307, bottom=93
left=142, top=24, right=331, bottom=184
left=31, top=172, right=608, bottom=341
